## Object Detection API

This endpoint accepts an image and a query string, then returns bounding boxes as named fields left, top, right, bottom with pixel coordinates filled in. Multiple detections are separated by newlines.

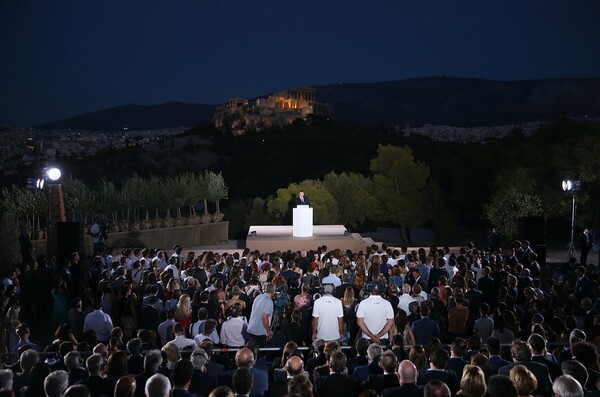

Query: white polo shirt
left=356, top=295, right=394, bottom=339
left=312, top=294, right=344, bottom=341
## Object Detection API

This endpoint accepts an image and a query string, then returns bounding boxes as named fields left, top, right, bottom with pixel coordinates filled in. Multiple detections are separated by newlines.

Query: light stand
left=562, top=179, right=581, bottom=261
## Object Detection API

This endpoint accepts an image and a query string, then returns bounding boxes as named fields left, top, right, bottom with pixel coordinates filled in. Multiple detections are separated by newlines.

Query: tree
left=369, top=144, right=430, bottom=242
left=205, top=171, right=229, bottom=213
left=322, top=171, right=376, bottom=229
left=62, top=176, right=93, bottom=223
left=483, top=186, right=543, bottom=239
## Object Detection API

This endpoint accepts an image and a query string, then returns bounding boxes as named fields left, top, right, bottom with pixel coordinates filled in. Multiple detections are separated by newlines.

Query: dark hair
left=171, top=359, right=194, bottom=387
left=487, top=375, right=518, bottom=397
left=232, top=367, right=253, bottom=395
left=430, top=347, right=450, bottom=369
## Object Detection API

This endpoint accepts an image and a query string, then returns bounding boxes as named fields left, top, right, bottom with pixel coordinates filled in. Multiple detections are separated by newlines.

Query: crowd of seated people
left=0, top=239, right=598, bottom=397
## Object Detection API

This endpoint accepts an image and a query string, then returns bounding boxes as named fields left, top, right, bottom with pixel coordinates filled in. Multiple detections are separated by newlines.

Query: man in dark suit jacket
left=477, top=267, right=496, bottom=307
left=172, top=359, right=201, bottom=397
left=189, top=348, right=218, bottom=397
left=314, top=351, right=359, bottom=397
left=134, top=350, right=164, bottom=397
left=294, top=191, right=310, bottom=206
left=361, top=351, right=400, bottom=394
left=219, top=348, right=269, bottom=397
left=498, top=340, right=552, bottom=396
left=487, top=337, right=511, bottom=375
left=382, top=359, right=424, bottom=397
left=268, top=356, right=305, bottom=397
left=412, top=304, right=441, bottom=346
left=78, top=353, right=115, bottom=397
left=353, top=344, right=384, bottom=382
left=346, top=338, right=370, bottom=375
left=417, top=348, right=458, bottom=394
left=528, top=333, right=561, bottom=380
left=139, top=296, right=161, bottom=332
left=446, top=338, right=468, bottom=380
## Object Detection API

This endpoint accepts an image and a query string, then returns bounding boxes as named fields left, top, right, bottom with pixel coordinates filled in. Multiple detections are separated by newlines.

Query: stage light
left=27, top=178, right=45, bottom=190
left=47, top=167, right=62, bottom=182
left=562, top=179, right=581, bottom=192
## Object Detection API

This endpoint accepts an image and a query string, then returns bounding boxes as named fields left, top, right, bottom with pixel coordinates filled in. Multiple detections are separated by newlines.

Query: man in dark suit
left=477, top=267, right=496, bottom=307
left=233, top=367, right=254, bottom=397
left=581, top=228, right=593, bottom=266
left=269, top=356, right=305, bottom=397
left=334, top=274, right=352, bottom=299
left=487, top=337, right=511, bottom=374
left=412, top=304, right=441, bottom=346
left=171, top=359, right=200, bottom=397
left=346, top=338, right=370, bottom=375
left=446, top=338, right=468, bottom=380
left=189, top=348, right=218, bottom=397
left=294, top=191, right=310, bottom=206
left=134, top=350, right=163, bottom=397
left=382, top=359, right=424, bottom=397
left=78, top=353, right=114, bottom=397
left=528, top=333, right=561, bottom=380
left=417, top=348, right=459, bottom=394
left=139, top=296, right=161, bottom=332
left=361, top=351, right=400, bottom=394
left=498, top=340, right=553, bottom=396
left=575, top=266, right=594, bottom=298
left=353, top=344, right=384, bottom=382
left=314, top=351, right=359, bottom=397
left=219, top=348, right=269, bottom=397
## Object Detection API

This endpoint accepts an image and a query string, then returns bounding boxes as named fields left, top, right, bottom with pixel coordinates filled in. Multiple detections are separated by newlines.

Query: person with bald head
left=382, top=360, right=424, bottom=397
left=115, top=375, right=136, bottom=397
left=269, top=356, right=307, bottom=397
left=220, top=348, right=269, bottom=397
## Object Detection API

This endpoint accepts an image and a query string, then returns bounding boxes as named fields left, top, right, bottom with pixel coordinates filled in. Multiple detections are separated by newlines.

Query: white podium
left=292, top=206, right=313, bottom=237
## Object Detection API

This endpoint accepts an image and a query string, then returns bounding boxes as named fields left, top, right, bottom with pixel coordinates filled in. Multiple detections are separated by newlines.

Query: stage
left=246, top=225, right=374, bottom=252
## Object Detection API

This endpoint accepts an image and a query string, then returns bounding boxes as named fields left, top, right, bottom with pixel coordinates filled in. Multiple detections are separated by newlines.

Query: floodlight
left=26, top=178, right=45, bottom=190
left=562, top=179, right=581, bottom=192
left=47, top=167, right=62, bottom=182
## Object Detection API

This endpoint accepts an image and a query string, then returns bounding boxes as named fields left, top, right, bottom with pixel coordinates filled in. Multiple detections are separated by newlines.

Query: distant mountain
left=37, top=102, right=216, bottom=131
left=315, top=76, right=600, bottom=126
left=36, top=77, right=600, bottom=130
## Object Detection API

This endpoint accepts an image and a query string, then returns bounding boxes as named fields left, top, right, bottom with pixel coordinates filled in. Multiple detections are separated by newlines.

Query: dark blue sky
left=1, top=0, right=599, bottom=127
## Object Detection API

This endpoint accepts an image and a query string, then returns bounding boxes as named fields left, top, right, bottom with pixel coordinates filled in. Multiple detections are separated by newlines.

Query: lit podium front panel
left=292, top=206, right=313, bottom=237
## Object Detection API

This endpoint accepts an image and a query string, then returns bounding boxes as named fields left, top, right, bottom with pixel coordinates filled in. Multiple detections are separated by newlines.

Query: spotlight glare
left=47, top=167, right=62, bottom=181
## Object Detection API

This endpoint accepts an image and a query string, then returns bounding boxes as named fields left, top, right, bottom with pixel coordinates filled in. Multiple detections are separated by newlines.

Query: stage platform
left=246, top=225, right=374, bottom=252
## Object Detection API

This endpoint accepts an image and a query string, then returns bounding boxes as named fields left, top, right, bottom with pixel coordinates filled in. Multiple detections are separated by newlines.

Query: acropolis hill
left=213, top=87, right=332, bottom=135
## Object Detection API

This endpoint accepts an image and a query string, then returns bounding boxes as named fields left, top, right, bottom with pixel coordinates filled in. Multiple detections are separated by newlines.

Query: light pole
left=45, top=167, right=66, bottom=259
left=562, top=179, right=581, bottom=260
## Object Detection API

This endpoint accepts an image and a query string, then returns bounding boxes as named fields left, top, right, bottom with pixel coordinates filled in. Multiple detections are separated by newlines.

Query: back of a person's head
left=487, top=337, right=501, bottom=355
left=85, top=354, right=104, bottom=374
left=488, top=375, right=518, bottom=397
left=380, top=351, right=397, bottom=373
left=425, top=380, right=452, bottom=397
left=451, top=337, right=467, bottom=356
left=367, top=344, right=383, bottom=362
left=288, top=375, right=313, bottom=397
left=0, top=369, right=13, bottom=392
left=356, top=337, right=370, bottom=356
left=171, top=358, right=194, bottom=388
left=510, top=340, right=532, bottom=362
left=553, top=375, right=584, bottom=397
left=19, top=349, right=39, bottom=373
left=561, top=360, right=589, bottom=388
left=145, top=373, right=171, bottom=397
left=461, top=365, right=487, bottom=397
left=329, top=351, right=347, bottom=373
left=430, top=347, right=450, bottom=369
left=191, top=348, right=209, bottom=371
left=235, top=348, right=255, bottom=368
left=208, top=386, right=234, bottom=397
left=509, top=364, right=538, bottom=397
left=232, top=367, right=253, bottom=395
left=63, top=384, right=91, bottom=397
left=143, top=350, right=163, bottom=374
left=126, top=338, right=142, bottom=355
left=44, top=370, right=69, bottom=397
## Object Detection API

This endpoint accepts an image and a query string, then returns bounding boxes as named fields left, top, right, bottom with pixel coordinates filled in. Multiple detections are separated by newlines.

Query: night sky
left=1, top=1, right=599, bottom=127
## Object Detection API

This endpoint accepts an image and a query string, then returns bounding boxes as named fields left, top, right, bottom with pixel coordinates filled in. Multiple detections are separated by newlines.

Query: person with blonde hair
left=509, top=365, right=538, bottom=397
left=459, top=364, right=487, bottom=397
left=174, top=294, right=192, bottom=332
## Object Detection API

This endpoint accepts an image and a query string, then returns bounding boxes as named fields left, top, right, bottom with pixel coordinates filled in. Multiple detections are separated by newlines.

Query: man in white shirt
left=312, top=284, right=344, bottom=342
left=397, top=284, right=416, bottom=314
left=321, top=266, right=341, bottom=288
left=220, top=305, right=249, bottom=348
left=171, top=322, right=196, bottom=350
left=83, top=298, right=113, bottom=343
left=357, top=282, right=395, bottom=345
left=164, top=257, right=180, bottom=280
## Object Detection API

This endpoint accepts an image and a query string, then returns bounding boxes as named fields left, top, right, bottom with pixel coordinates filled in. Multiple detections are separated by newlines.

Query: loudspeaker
left=518, top=216, right=546, bottom=245
left=56, top=222, right=83, bottom=263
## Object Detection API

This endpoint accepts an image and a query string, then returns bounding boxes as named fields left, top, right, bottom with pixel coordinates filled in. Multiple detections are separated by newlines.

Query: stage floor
left=246, top=225, right=374, bottom=253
